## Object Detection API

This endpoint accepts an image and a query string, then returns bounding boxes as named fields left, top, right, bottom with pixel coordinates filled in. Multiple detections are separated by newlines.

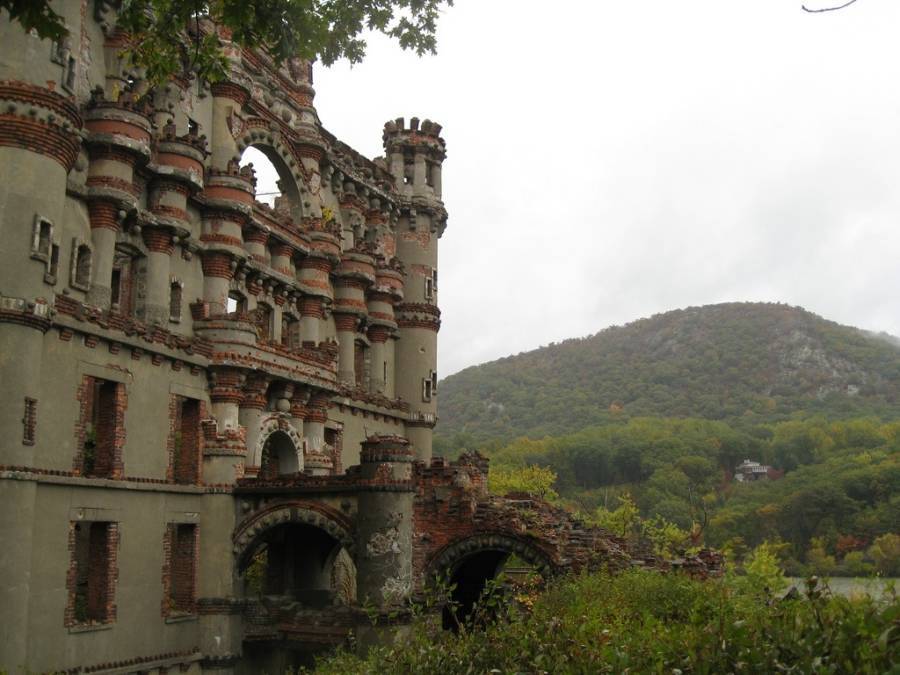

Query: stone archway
left=427, top=534, right=556, bottom=630
left=236, top=125, right=307, bottom=221
left=234, top=502, right=356, bottom=604
left=254, top=417, right=303, bottom=474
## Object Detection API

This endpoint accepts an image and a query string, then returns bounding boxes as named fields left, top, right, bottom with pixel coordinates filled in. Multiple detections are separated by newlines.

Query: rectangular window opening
left=172, top=397, right=201, bottom=485
left=168, top=524, right=198, bottom=614
left=82, top=378, right=121, bottom=479
left=23, top=397, right=37, bottom=445
left=71, top=522, right=115, bottom=625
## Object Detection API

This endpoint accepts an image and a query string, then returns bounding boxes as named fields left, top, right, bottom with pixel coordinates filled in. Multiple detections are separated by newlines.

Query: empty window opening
left=73, top=243, right=92, bottom=290
left=227, top=291, right=246, bottom=315
left=110, top=268, right=122, bottom=310
left=34, top=217, right=52, bottom=258
left=65, top=56, right=76, bottom=91
left=424, top=275, right=435, bottom=302
left=80, top=378, right=122, bottom=479
left=254, top=303, right=273, bottom=342
left=187, top=117, right=199, bottom=136
left=422, top=375, right=433, bottom=402
left=70, top=522, right=116, bottom=625
left=169, top=280, right=183, bottom=321
left=281, top=315, right=299, bottom=349
left=240, top=147, right=283, bottom=209
left=238, top=144, right=303, bottom=221
left=354, top=341, right=368, bottom=389
left=23, top=397, right=37, bottom=445
left=46, top=243, right=60, bottom=283
left=165, top=524, right=198, bottom=614
left=172, top=397, right=201, bottom=484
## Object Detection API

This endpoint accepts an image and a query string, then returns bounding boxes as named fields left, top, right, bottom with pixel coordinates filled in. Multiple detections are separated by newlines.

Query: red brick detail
left=299, top=296, right=323, bottom=318
left=22, top=397, right=37, bottom=445
left=204, top=184, right=253, bottom=204
left=168, top=396, right=204, bottom=486
left=87, top=147, right=139, bottom=165
left=65, top=521, right=118, bottom=627
left=333, top=313, right=357, bottom=331
left=210, top=81, right=250, bottom=105
left=155, top=152, right=204, bottom=175
left=243, top=227, right=269, bottom=245
left=209, top=369, right=245, bottom=404
left=152, top=179, right=191, bottom=198
left=143, top=228, right=174, bottom=254
left=300, top=257, right=332, bottom=272
left=162, top=524, right=199, bottom=616
left=85, top=118, right=151, bottom=144
left=151, top=204, right=190, bottom=222
left=271, top=243, right=294, bottom=258
left=368, top=326, right=390, bottom=343
left=0, top=81, right=82, bottom=170
left=200, top=252, right=234, bottom=279
left=73, top=376, right=126, bottom=479
left=85, top=175, right=140, bottom=196
left=88, top=201, right=121, bottom=231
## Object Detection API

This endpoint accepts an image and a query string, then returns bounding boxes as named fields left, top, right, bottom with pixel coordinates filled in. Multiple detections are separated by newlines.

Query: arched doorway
left=240, top=522, right=349, bottom=607
left=259, top=429, right=300, bottom=477
left=429, top=535, right=554, bottom=630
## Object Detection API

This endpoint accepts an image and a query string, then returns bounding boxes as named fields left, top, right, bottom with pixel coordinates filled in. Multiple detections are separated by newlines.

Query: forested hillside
left=436, top=303, right=900, bottom=445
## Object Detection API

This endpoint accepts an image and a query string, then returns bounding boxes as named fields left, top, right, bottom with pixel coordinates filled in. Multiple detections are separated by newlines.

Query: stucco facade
left=0, top=5, right=721, bottom=674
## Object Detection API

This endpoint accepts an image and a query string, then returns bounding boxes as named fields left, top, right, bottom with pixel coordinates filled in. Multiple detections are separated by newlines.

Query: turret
left=384, top=118, right=447, bottom=461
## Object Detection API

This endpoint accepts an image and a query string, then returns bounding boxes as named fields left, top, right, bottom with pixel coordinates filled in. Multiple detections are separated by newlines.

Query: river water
left=786, top=577, right=898, bottom=600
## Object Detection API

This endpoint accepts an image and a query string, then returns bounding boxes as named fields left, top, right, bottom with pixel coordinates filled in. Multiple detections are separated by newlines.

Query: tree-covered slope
left=437, top=303, right=900, bottom=442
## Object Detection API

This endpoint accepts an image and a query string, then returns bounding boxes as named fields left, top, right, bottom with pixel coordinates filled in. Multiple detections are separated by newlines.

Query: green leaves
left=311, top=569, right=900, bottom=674
left=6, top=0, right=453, bottom=85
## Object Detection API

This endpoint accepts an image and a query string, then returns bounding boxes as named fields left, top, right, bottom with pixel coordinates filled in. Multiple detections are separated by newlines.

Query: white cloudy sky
left=297, top=0, right=900, bottom=377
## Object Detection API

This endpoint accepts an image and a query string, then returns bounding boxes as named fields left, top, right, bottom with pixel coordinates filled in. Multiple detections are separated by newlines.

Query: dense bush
left=312, top=569, right=898, bottom=674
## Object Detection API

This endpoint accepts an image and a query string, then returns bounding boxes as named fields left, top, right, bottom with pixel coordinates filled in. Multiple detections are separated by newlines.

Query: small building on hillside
left=734, top=459, right=784, bottom=482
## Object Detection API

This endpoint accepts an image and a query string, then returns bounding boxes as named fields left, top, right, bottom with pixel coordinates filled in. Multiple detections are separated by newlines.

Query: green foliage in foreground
left=312, top=568, right=899, bottom=674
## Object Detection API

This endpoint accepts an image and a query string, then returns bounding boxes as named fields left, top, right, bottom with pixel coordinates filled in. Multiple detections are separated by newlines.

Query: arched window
left=239, top=146, right=302, bottom=221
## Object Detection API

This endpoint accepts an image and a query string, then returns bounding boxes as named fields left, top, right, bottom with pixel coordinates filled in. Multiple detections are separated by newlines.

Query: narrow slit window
left=169, top=280, right=183, bottom=322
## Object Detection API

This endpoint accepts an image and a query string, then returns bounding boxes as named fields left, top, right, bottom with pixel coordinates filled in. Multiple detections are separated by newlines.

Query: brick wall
left=74, top=376, right=126, bottom=478
left=168, top=396, right=203, bottom=484
left=65, top=521, right=119, bottom=626
left=162, top=523, right=199, bottom=616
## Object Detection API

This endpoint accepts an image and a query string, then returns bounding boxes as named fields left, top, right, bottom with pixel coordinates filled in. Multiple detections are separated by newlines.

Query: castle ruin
left=0, top=5, right=720, bottom=673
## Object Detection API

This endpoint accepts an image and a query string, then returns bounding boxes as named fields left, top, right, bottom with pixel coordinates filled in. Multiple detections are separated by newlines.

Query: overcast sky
left=286, top=0, right=900, bottom=377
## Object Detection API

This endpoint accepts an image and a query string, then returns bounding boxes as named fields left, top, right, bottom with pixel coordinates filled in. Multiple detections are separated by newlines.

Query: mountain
left=436, top=303, right=900, bottom=443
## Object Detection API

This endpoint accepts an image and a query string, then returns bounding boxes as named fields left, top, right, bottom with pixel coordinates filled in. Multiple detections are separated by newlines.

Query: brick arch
left=233, top=500, right=354, bottom=571
left=236, top=123, right=306, bottom=218
left=426, top=533, right=557, bottom=580
left=252, top=415, right=303, bottom=469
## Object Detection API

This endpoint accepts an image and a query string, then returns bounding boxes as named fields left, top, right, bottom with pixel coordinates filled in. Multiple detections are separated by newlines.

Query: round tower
left=384, top=118, right=447, bottom=461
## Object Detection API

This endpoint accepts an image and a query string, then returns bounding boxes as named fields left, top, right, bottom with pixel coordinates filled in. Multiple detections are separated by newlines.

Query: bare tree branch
left=802, top=0, right=860, bottom=13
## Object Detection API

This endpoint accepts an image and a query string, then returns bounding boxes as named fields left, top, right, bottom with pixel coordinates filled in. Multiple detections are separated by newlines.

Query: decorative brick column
left=334, top=312, right=357, bottom=385
left=298, top=295, right=323, bottom=346
left=200, top=252, right=235, bottom=316
left=368, top=325, right=390, bottom=394
left=83, top=97, right=152, bottom=309
left=142, top=227, right=174, bottom=325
